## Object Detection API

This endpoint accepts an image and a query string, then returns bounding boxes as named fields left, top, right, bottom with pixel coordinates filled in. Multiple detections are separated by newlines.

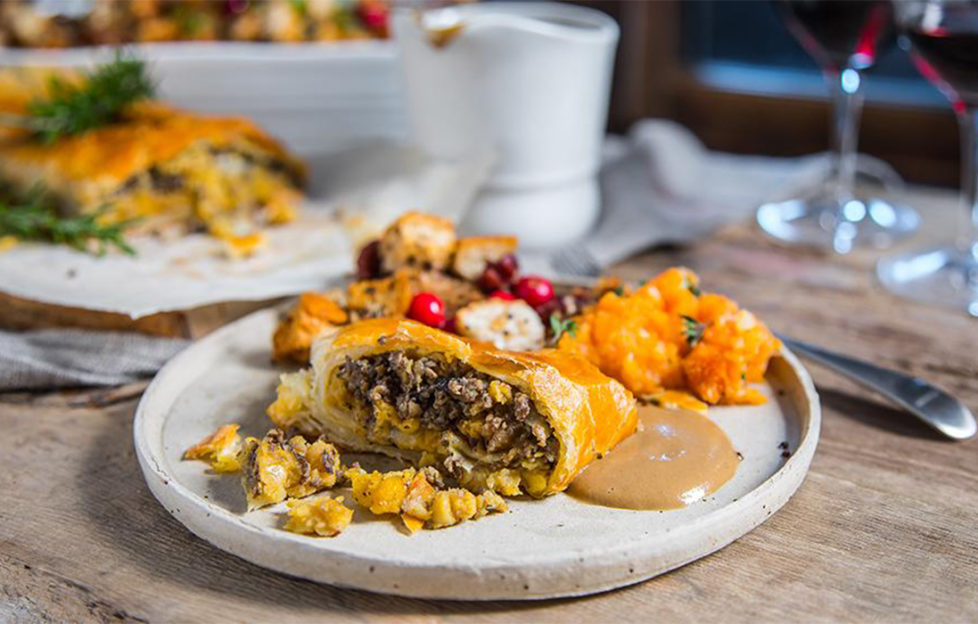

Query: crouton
left=347, top=269, right=483, bottom=320
left=451, top=235, right=518, bottom=281
left=379, top=212, right=457, bottom=273
left=455, top=299, right=545, bottom=351
left=346, top=269, right=416, bottom=319
left=413, top=270, right=484, bottom=315
left=272, top=292, right=348, bottom=363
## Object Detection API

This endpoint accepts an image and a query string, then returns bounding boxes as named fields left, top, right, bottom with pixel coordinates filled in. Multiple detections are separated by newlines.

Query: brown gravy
left=568, top=406, right=739, bottom=510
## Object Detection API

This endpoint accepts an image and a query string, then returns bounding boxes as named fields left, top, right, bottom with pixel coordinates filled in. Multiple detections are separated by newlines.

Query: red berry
left=356, top=240, right=382, bottom=279
left=534, top=298, right=562, bottom=321
left=357, top=0, right=388, bottom=33
left=477, top=266, right=505, bottom=293
left=408, top=292, right=446, bottom=328
left=494, top=253, right=519, bottom=281
left=514, top=276, right=555, bottom=307
left=489, top=290, right=516, bottom=301
left=443, top=316, right=458, bottom=334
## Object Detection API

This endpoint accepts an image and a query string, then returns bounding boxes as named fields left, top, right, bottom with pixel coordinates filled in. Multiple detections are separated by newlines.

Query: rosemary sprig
left=680, top=315, right=705, bottom=347
left=0, top=188, right=136, bottom=256
left=549, top=315, right=578, bottom=344
left=11, top=56, right=154, bottom=144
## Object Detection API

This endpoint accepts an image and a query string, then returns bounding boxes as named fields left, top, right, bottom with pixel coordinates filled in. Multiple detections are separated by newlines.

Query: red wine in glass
left=777, top=0, right=896, bottom=71
left=906, top=7, right=978, bottom=111
left=878, top=1, right=978, bottom=315
left=759, top=1, right=918, bottom=252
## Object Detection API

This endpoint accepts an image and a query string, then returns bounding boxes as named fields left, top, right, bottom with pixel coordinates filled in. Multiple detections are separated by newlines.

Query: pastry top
left=0, top=101, right=305, bottom=187
left=0, top=68, right=305, bottom=188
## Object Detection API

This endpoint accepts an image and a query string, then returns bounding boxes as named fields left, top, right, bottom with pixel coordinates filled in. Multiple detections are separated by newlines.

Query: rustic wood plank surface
left=2, top=187, right=976, bottom=623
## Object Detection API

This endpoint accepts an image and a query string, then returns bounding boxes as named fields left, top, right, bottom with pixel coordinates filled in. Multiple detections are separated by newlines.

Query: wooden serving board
left=0, top=290, right=281, bottom=339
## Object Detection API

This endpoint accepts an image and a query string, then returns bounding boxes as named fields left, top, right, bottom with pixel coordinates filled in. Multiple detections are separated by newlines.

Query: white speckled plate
left=134, top=308, right=820, bottom=600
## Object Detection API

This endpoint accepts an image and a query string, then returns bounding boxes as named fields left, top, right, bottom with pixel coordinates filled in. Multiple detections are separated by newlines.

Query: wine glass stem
left=957, top=107, right=978, bottom=262
left=831, top=68, right=864, bottom=205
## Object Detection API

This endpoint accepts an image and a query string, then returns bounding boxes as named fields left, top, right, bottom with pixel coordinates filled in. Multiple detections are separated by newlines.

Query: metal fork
left=549, top=246, right=603, bottom=277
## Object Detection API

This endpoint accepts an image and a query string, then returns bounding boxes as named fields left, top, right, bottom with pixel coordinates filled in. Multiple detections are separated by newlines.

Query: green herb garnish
left=549, top=315, right=578, bottom=344
left=4, top=56, right=154, bottom=144
left=681, top=315, right=705, bottom=347
left=613, top=285, right=626, bottom=297
left=682, top=274, right=701, bottom=297
left=0, top=187, right=135, bottom=255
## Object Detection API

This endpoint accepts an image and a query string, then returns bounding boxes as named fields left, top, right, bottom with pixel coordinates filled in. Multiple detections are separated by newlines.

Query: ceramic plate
left=134, top=308, right=820, bottom=600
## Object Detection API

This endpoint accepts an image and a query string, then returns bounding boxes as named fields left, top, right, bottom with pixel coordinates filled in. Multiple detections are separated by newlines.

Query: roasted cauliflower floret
left=455, top=299, right=545, bottom=351
left=451, top=235, right=518, bottom=281
left=283, top=495, right=353, bottom=537
left=346, top=466, right=507, bottom=533
left=272, top=292, right=348, bottom=363
left=242, top=429, right=341, bottom=510
left=183, top=423, right=244, bottom=473
left=379, top=212, right=457, bottom=273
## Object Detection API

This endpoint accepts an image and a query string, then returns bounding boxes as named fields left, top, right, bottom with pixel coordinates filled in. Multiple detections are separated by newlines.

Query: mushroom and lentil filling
left=336, top=351, right=559, bottom=495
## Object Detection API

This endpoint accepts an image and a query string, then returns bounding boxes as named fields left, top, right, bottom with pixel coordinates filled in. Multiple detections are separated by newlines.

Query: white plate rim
left=133, top=307, right=821, bottom=600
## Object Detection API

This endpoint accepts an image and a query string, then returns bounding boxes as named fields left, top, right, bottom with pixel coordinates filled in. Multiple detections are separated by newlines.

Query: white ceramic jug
left=394, top=2, right=618, bottom=248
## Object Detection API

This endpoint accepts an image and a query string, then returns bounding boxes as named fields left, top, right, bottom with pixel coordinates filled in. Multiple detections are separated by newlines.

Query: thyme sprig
left=3, top=56, right=154, bottom=144
left=681, top=315, right=705, bottom=347
left=549, top=315, right=578, bottom=344
left=0, top=187, right=136, bottom=255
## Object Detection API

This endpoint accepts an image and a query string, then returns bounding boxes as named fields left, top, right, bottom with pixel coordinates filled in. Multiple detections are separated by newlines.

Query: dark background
left=573, top=0, right=960, bottom=188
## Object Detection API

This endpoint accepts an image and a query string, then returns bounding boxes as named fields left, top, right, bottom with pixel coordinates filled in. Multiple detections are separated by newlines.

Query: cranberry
left=355, top=239, right=382, bottom=279
left=408, top=292, right=446, bottom=328
left=494, top=253, right=519, bottom=281
left=224, top=0, right=249, bottom=15
left=477, top=266, right=505, bottom=293
left=357, top=0, right=388, bottom=33
left=514, top=276, right=555, bottom=307
left=534, top=298, right=563, bottom=322
left=489, top=290, right=516, bottom=301
left=443, top=316, right=458, bottom=334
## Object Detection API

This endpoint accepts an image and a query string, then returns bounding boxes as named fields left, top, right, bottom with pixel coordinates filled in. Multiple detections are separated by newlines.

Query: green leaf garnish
left=682, top=274, right=701, bottom=297
left=0, top=186, right=136, bottom=256
left=681, top=315, right=705, bottom=347
left=549, top=315, right=578, bottom=344
left=7, top=55, right=154, bottom=144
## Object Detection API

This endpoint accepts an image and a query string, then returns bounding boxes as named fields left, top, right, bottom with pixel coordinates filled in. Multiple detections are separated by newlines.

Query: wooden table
left=2, top=187, right=976, bottom=623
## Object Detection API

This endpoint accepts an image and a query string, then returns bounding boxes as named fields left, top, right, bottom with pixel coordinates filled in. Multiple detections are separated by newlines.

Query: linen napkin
left=534, top=119, right=900, bottom=275
left=0, top=329, right=188, bottom=391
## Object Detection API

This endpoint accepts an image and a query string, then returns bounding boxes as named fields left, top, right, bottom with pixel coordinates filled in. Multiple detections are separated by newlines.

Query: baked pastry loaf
left=267, top=318, right=637, bottom=497
left=0, top=69, right=306, bottom=248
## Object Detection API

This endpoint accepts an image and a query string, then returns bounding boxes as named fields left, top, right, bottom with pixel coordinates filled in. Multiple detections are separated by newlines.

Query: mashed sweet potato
left=558, top=268, right=780, bottom=405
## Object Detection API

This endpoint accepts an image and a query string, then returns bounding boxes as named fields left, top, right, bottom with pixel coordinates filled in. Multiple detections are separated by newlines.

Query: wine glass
left=758, top=0, right=920, bottom=253
left=879, top=0, right=978, bottom=315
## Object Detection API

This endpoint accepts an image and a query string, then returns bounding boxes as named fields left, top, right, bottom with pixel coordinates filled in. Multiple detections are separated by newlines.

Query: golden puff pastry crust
left=0, top=69, right=306, bottom=241
left=267, top=318, right=637, bottom=497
